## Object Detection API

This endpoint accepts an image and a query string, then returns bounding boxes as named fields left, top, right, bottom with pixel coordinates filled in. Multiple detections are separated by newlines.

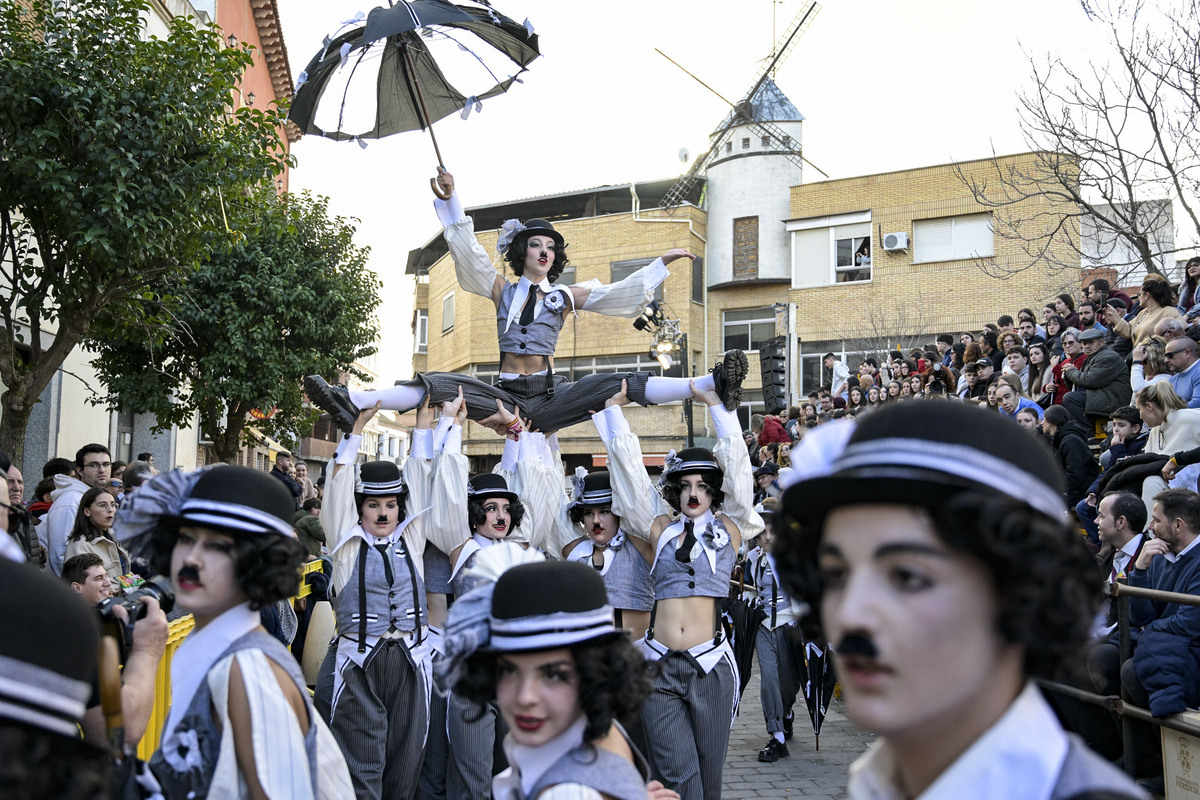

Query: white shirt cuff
left=499, top=437, right=520, bottom=473
left=433, top=415, right=454, bottom=452
left=547, top=433, right=560, bottom=453
left=709, top=405, right=741, bottom=439
left=336, top=434, right=362, bottom=466
left=594, top=405, right=630, bottom=442
left=444, top=424, right=463, bottom=454
left=434, top=193, right=467, bottom=227
left=409, top=429, right=434, bottom=460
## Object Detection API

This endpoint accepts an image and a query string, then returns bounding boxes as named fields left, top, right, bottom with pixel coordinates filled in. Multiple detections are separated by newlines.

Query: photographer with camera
left=60, top=553, right=170, bottom=749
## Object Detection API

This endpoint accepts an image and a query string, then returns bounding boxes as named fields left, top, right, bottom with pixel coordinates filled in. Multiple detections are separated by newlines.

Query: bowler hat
left=468, top=473, right=518, bottom=504
left=172, top=466, right=295, bottom=538
left=520, top=218, right=565, bottom=248
left=574, top=470, right=613, bottom=507
left=780, top=402, right=1065, bottom=525
left=486, top=561, right=621, bottom=652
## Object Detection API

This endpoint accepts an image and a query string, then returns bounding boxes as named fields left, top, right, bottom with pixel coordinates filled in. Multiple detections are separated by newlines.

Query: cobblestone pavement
left=722, top=664, right=875, bottom=799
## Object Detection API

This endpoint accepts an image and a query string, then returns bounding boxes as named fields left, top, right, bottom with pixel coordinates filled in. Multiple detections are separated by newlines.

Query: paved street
left=722, top=665, right=875, bottom=799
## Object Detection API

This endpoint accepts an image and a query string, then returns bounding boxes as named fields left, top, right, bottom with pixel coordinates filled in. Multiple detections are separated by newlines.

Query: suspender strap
left=544, top=355, right=555, bottom=395
left=713, top=601, right=722, bottom=646
left=398, top=538, right=425, bottom=645
left=357, top=541, right=369, bottom=653
left=647, top=601, right=657, bottom=641
left=615, top=609, right=624, bottom=630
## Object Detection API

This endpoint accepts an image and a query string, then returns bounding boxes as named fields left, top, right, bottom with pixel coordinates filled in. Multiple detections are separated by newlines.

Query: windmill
left=658, top=1, right=823, bottom=211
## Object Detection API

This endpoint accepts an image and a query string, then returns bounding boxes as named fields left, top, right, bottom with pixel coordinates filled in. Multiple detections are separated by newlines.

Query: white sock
left=644, top=373, right=716, bottom=404
left=773, top=731, right=785, bottom=744
left=348, top=384, right=426, bottom=411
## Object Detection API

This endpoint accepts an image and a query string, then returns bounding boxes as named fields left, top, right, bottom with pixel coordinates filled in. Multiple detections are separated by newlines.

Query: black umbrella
left=797, top=637, right=837, bottom=750
left=288, top=0, right=540, bottom=168
left=722, top=566, right=765, bottom=700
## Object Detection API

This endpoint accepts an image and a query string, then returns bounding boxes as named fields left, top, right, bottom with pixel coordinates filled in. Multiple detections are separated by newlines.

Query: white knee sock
left=773, top=731, right=786, bottom=744
left=348, top=384, right=426, bottom=411
left=643, top=374, right=716, bottom=404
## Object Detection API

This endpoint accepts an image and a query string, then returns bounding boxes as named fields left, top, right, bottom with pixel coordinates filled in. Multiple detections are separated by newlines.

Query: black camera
left=97, top=576, right=175, bottom=661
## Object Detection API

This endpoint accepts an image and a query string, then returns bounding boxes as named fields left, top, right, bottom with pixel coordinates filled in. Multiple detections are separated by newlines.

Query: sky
left=273, top=0, right=1114, bottom=377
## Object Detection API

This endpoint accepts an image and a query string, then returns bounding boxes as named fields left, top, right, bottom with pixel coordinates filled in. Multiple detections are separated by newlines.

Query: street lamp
left=227, top=33, right=238, bottom=47
left=246, top=92, right=256, bottom=106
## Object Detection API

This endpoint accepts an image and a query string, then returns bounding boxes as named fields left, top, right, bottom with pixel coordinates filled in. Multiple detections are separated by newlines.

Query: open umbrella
left=797, top=638, right=837, bottom=750
left=288, top=0, right=540, bottom=167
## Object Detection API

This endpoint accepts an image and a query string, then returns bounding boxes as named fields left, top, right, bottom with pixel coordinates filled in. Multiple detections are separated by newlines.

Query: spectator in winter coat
left=753, top=413, right=791, bottom=447
left=1061, top=329, right=1132, bottom=426
left=1077, top=407, right=1149, bottom=546
left=1042, top=406, right=1101, bottom=509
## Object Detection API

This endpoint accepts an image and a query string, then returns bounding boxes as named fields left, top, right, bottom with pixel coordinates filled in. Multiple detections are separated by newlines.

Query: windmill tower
left=659, top=2, right=819, bottom=286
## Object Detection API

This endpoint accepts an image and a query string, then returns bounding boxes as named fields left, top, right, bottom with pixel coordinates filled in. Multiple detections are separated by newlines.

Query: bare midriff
left=500, top=352, right=555, bottom=376
left=652, top=595, right=720, bottom=651
left=619, top=609, right=651, bottom=643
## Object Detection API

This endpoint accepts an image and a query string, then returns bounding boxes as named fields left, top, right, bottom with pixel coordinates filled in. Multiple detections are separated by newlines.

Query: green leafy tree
left=87, top=190, right=381, bottom=463
left=0, top=0, right=289, bottom=463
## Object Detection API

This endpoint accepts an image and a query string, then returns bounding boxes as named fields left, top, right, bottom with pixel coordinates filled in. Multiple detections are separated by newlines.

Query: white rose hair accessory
left=495, top=218, right=526, bottom=254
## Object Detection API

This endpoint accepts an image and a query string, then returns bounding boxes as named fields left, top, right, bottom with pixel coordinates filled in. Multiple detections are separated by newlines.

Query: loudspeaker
left=760, top=335, right=787, bottom=415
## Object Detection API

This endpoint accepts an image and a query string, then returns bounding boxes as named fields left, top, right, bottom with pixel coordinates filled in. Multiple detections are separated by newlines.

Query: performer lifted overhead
left=306, top=168, right=746, bottom=435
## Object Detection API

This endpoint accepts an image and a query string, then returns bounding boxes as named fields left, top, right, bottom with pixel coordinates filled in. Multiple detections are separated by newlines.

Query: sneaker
left=757, top=738, right=789, bottom=762
left=712, top=349, right=748, bottom=412
left=304, top=375, right=359, bottom=434
left=783, top=713, right=794, bottom=741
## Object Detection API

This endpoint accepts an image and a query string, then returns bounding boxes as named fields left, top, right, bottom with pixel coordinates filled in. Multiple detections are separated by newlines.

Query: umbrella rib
left=422, top=28, right=509, bottom=87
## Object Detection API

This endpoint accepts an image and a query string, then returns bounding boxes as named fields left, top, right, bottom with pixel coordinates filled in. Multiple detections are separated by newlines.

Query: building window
left=782, top=135, right=792, bottom=148
left=441, top=292, right=455, bottom=332
left=835, top=235, right=871, bottom=283
left=742, top=137, right=750, bottom=149
left=692, top=257, right=704, bottom=304
left=723, top=307, right=776, bottom=353
left=726, top=141, right=733, bottom=155
left=761, top=135, right=771, bottom=147
left=736, top=400, right=766, bottom=432
left=789, top=211, right=872, bottom=289
left=414, top=309, right=428, bottom=353
left=610, top=258, right=663, bottom=301
left=914, top=213, right=994, bottom=263
left=732, top=216, right=758, bottom=280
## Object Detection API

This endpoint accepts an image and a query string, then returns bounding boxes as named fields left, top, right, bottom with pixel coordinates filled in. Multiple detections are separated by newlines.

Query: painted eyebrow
left=818, top=541, right=952, bottom=560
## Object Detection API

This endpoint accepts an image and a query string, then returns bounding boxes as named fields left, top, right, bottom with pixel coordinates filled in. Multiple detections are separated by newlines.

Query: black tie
left=519, top=286, right=538, bottom=326
left=591, top=546, right=605, bottom=571
left=676, top=520, right=696, bottom=563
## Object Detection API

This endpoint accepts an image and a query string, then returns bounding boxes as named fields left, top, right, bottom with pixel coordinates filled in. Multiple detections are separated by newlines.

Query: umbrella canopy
left=289, top=0, right=541, bottom=143
left=798, top=638, right=837, bottom=750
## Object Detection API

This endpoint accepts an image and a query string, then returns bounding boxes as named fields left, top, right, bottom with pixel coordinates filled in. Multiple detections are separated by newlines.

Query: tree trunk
left=0, top=387, right=34, bottom=468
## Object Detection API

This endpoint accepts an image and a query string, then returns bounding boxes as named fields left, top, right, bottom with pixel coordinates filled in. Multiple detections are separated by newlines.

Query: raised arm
left=428, top=392, right=470, bottom=557
left=431, top=168, right=506, bottom=306
left=695, top=383, right=764, bottom=550
left=568, top=249, right=691, bottom=315
left=593, top=381, right=670, bottom=543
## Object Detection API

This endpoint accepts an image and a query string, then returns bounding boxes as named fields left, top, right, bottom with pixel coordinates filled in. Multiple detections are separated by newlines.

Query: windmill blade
left=735, top=1, right=820, bottom=112
left=660, top=124, right=736, bottom=210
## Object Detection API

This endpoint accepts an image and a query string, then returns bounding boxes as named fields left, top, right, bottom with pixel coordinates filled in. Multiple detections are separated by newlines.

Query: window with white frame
left=441, top=293, right=455, bottom=332
left=414, top=309, right=428, bottom=353
left=723, top=307, right=776, bottom=352
left=789, top=211, right=873, bottom=289
left=913, top=213, right=994, bottom=263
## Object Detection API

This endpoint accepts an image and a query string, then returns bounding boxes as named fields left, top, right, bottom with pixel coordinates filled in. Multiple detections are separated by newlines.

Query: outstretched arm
left=594, top=381, right=670, bottom=542
left=569, top=249, right=693, bottom=314
left=431, top=168, right=506, bottom=306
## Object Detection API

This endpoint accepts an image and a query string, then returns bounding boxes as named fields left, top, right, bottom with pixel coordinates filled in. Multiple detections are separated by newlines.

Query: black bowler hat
left=780, top=402, right=1065, bottom=525
left=664, top=447, right=721, bottom=478
left=520, top=218, right=565, bottom=249
left=468, top=473, right=518, bottom=504
left=0, top=559, right=100, bottom=736
left=486, top=561, right=621, bottom=652
left=573, top=470, right=613, bottom=507
left=171, top=466, right=295, bottom=538
left=359, top=460, right=405, bottom=496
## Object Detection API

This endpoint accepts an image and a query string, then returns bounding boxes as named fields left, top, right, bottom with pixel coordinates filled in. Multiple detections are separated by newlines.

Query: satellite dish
left=678, top=148, right=690, bottom=163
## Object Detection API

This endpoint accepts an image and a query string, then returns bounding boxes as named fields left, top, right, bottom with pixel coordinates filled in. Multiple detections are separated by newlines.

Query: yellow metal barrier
left=135, top=559, right=326, bottom=760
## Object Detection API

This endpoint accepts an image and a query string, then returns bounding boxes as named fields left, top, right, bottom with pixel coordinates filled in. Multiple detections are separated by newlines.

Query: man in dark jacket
left=1078, top=407, right=1148, bottom=546
left=1123, top=488, right=1200, bottom=787
left=269, top=452, right=303, bottom=510
left=1061, top=328, right=1133, bottom=428
left=1041, top=406, right=1100, bottom=509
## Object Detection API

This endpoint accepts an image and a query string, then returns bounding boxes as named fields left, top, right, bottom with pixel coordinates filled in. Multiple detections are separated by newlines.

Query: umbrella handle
left=430, top=175, right=452, bottom=200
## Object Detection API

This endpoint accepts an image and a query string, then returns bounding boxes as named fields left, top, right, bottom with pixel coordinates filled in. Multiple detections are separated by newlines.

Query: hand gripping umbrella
left=289, top=0, right=540, bottom=193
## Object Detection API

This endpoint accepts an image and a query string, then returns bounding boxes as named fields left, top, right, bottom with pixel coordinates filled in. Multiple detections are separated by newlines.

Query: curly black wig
left=0, top=724, right=110, bottom=800
left=468, top=495, right=526, bottom=533
left=661, top=469, right=725, bottom=514
left=454, top=634, right=652, bottom=742
left=772, top=490, right=1100, bottom=682
left=503, top=229, right=570, bottom=284
left=145, top=526, right=306, bottom=611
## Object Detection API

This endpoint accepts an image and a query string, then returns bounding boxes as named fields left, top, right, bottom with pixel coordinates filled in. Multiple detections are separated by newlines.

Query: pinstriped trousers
left=641, top=652, right=736, bottom=800
left=326, top=640, right=428, bottom=800
left=756, top=623, right=800, bottom=735
left=402, top=371, right=651, bottom=433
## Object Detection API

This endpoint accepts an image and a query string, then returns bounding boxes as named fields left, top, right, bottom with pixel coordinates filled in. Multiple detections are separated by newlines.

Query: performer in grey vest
left=445, top=557, right=671, bottom=800
left=318, top=403, right=456, bottom=800
left=601, top=381, right=764, bottom=800
left=745, top=514, right=800, bottom=764
left=305, top=169, right=747, bottom=436
left=773, top=401, right=1146, bottom=799
left=132, top=466, right=352, bottom=798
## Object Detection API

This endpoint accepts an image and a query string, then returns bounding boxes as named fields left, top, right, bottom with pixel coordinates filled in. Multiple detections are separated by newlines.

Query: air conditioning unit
left=883, top=232, right=909, bottom=252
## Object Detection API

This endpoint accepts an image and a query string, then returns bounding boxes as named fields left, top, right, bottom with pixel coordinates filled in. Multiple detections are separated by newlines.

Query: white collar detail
left=503, top=276, right=576, bottom=332
left=655, top=510, right=722, bottom=574
left=497, top=714, right=588, bottom=799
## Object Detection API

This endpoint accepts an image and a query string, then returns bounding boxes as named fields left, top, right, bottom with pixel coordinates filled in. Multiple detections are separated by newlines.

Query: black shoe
left=713, top=349, right=748, bottom=412
left=783, top=713, right=794, bottom=741
left=304, top=375, right=359, bottom=434
left=757, top=738, right=789, bottom=762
